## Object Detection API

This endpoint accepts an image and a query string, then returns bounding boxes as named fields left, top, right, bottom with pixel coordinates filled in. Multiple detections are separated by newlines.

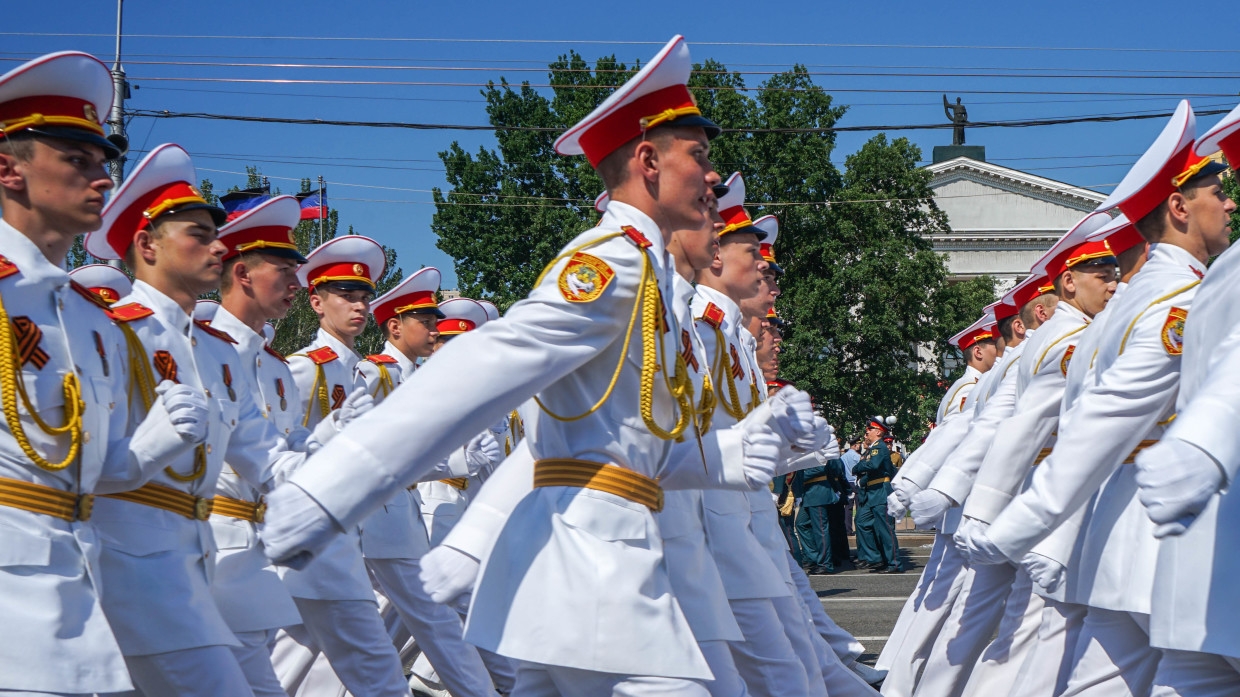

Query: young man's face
left=2, top=137, right=113, bottom=235
left=145, top=209, right=226, bottom=296
left=653, top=128, right=719, bottom=235
left=674, top=191, right=722, bottom=271
left=389, top=312, right=439, bottom=359
left=311, top=285, right=372, bottom=339
left=1185, top=176, right=1236, bottom=257
left=716, top=232, right=768, bottom=305
left=1066, top=262, right=1118, bottom=318
left=755, top=321, right=779, bottom=380
left=245, top=253, right=302, bottom=321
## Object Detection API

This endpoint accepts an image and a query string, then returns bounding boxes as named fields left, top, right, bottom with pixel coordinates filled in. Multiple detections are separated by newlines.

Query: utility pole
left=318, top=175, right=325, bottom=244
left=106, top=0, right=130, bottom=188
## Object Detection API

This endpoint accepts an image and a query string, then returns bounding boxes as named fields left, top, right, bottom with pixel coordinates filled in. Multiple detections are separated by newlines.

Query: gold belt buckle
left=75, top=494, right=94, bottom=522
left=254, top=498, right=267, bottom=524
left=194, top=497, right=212, bottom=521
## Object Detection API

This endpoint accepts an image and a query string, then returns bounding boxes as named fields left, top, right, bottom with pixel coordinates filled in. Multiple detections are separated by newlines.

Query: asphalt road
left=805, top=532, right=934, bottom=663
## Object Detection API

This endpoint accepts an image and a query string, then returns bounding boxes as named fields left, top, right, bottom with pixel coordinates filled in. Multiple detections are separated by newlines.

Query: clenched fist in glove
left=741, top=428, right=783, bottom=489
left=1135, top=437, right=1226, bottom=538
left=335, top=386, right=374, bottom=429
left=765, top=387, right=821, bottom=447
left=957, top=522, right=1007, bottom=566
left=1021, top=552, right=1066, bottom=595
left=260, top=484, right=345, bottom=570
left=155, top=380, right=209, bottom=444
left=887, top=492, right=908, bottom=520
left=910, top=488, right=953, bottom=529
left=419, top=544, right=482, bottom=605
left=465, top=431, right=503, bottom=470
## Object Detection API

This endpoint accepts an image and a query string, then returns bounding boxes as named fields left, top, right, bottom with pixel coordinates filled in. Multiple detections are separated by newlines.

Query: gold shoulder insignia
left=558, top=252, right=615, bottom=303
left=0, top=254, right=17, bottom=281
left=107, top=302, right=154, bottom=323
left=365, top=353, right=398, bottom=364
left=1161, top=307, right=1188, bottom=356
left=306, top=346, right=339, bottom=365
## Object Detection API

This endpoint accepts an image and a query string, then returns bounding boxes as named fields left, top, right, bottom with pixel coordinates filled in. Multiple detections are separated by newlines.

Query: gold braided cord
left=300, top=363, right=331, bottom=427
left=748, top=382, right=762, bottom=412
left=711, top=325, right=748, bottom=421
left=116, top=323, right=206, bottom=482
left=638, top=256, right=692, bottom=441
left=0, top=293, right=83, bottom=471
left=696, top=370, right=717, bottom=435
left=374, top=363, right=394, bottom=399
left=1118, top=280, right=1200, bottom=355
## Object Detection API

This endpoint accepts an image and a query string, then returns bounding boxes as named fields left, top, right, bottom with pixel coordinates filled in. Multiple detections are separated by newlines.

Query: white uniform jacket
left=693, top=284, right=791, bottom=601
left=986, top=245, right=1203, bottom=615
left=206, top=306, right=304, bottom=633
left=288, top=202, right=757, bottom=678
left=896, top=366, right=985, bottom=492
left=0, top=222, right=151, bottom=693
left=926, top=339, right=1030, bottom=533
left=964, top=304, right=1090, bottom=523
left=94, top=281, right=290, bottom=656
left=283, top=329, right=376, bottom=601
left=1149, top=244, right=1240, bottom=658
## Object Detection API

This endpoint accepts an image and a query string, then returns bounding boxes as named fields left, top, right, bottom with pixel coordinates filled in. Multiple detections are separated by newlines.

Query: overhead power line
left=127, top=106, right=1235, bottom=135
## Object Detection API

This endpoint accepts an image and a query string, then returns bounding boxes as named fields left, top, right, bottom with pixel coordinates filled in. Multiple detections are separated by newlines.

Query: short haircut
left=0, top=133, right=36, bottom=161
left=1134, top=181, right=1204, bottom=242
left=1020, top=293, right=1058, bottom=328
left=219, top=251, right=261, bottom=294
left=997, top=315, right=1017, bottom=343
left=121, top=220, right=166, bottom=273
left=594, top=126, right=684, bottom=191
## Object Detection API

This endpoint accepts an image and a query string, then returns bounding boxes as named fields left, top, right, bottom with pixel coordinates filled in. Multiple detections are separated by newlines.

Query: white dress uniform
left=203, top=304, right=306, bottom=697
left=274, top=325, right=409, bottom=697
left=94, top=279, right=290, bottom=696
left=693, top=283, right=816, bottom=696
left=355, top=337, right=499, bottom=697
left=911, top=328, right=1034, bottom=697
left=0, top=221, right=149, bottom=695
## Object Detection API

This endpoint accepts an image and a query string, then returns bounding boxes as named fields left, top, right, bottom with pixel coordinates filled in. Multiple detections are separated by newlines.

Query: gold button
left=83, top=431, right=91, bottom=443
left=231, top=419, right=236, bottom=426
left=204, top=389, right=212, bottom=398
left=58, top=299, right=65, bottom=310
left=257, top=358, right=262, bottom=367
left=191, top=337, right=198, bottom=347
left=206, top=444, right=213, bottom=454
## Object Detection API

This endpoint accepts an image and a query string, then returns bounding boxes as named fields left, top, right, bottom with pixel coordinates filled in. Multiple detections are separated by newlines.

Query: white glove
left=489, top=418, right=508, bottom=435
left=887, top=492, right=908, bottom=519
left=419, top=544, right=482, bottom=605
left=791, top=415, right=832, bottom=453
left=959, top=524, right=1008, bottom=566
left=259, top=484, right=344, bottom=570
left=742, top=428, right=782, bottom=489
left=465, top=431, right=503, bottom=470
left=1135, top=438, right=1225, bottom=538
left=1021, top=552, right=1066, bottom=594
left=155, top=380, right=209, bottom=444
left=818, top=423, right=841, bottom=460
left=892, top=478, right=920, bottom=507
left=335, top=386, right=374, bottom=429
left=952, top=517, right=986, bottom=554
left=910, top=488, right=953, bottom=529
left=765, top=387, right=818, bottom=446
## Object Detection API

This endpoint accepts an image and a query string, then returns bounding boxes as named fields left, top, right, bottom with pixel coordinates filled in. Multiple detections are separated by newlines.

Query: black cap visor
left=665, top=114, right=722, bottom=140
left=20, top=126, right=124, bottom=160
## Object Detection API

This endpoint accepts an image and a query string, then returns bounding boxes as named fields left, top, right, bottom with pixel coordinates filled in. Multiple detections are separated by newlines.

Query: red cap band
left=306, top=261, right=373, bottom=289
left=374, top=290, right=438, bottom=326
left=222, top=225, right=298, bottom=262
left=576, top=84, right=699, bottom=167
left=105, top=181, right=207, bottom=257
left=437, top=317, right=477, bottom=335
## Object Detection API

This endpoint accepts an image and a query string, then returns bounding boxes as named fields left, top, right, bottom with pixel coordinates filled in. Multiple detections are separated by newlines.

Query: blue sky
left=8, top=1, right=1237, bottom=287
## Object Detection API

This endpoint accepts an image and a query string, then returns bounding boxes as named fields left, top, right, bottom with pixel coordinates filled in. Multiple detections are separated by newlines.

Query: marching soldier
left=261, top=35, right=823, bottom=694
left=272, top=233, right=410, bottom=696
left=797, top=446, right=840, bottom=575
left=0, top=52, right=208, bottom=696
left=84, top=143, right=300, bottom=695
left=965, top=100, right=1233, bottom=697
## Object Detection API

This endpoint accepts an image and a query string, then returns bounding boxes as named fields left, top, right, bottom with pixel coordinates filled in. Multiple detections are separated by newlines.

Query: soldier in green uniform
left=795, top=451, right=840, bottom=574
left=853, top=417, right=902, bottom=573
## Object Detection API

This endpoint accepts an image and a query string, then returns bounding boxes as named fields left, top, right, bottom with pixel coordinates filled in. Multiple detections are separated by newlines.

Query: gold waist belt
left=439, top=477, right=469, bottom=491
left=101, top=482, right=214, bottom=521
left=0, top=476, right=93, bottom=521
left=212, top=495, right=266, bottom=523
left=804, top=475, right=829, bottom=485
left=533, top=459, right=663, bottom=512
left=1032, top=440, right=1158, bottom=467
left=865, top=476, right=891, bottom=488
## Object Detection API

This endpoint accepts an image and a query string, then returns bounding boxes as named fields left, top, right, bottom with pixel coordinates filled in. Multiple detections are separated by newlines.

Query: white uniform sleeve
left=929, top=362, right=1022, bottom=504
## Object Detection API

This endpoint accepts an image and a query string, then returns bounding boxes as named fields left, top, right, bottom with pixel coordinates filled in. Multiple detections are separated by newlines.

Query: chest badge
left=11, top=316, right=49, bottom=370
left=558, top=252, right=615, bottom=303
left=153, top=350, right=179, bottom=383
left=275, top=378, right=288, bottom=411
left=1161, top=307, right=1188, bottom=356
left=221, top=364, right=237, bottom=401
left=1060, top=345, right=1076, bottom=376
left=331, top=384, right=347, bottom=410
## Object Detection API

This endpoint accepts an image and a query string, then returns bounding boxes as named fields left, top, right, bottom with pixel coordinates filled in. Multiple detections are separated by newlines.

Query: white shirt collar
left=211, top=305, right=266, bottom=360
left=128, top=280, right=192, bottom=333
left=314, top=327, right=361, bottom=368
left=382, top=340, right=418, bottom=378
left=693, top=283, right=744, bottom=334
left=0, top=219, right=71, bottom=287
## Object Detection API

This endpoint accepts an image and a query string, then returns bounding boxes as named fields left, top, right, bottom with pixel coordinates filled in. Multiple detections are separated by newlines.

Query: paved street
left=805, top=532, right=933, bottom=663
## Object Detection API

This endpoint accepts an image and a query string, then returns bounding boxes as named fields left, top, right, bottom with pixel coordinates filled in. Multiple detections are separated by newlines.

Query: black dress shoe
left=809, top=564, right=836, bottom=575
left=878, top=564, right=904, bottom=574
left=854, top=560, right=875, bottom=570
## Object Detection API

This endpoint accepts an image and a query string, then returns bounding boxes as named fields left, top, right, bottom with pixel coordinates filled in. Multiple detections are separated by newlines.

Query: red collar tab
left=622, top=225, right=652, bottom=249
left=305, top=346, right=339, bottom=365
left=264, top=344, right=288, bottom=363
left=193, top=319, right=237, bottom=344
left=699, top=302, right=726, bottom=328
left=107, top=302, right=154, bottom=323
left=0, top=255, right=17, bottom=281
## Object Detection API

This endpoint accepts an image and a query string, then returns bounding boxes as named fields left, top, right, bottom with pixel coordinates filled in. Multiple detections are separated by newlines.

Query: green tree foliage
left=432, top=54, right=994, bottom=443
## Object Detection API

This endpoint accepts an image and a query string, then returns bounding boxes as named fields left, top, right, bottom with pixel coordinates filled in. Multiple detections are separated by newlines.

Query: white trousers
left=789, top=552, right=865, bottom=663
left=772, top=593, right=828, bottom=697
left=118, top=645, right=253, bottom=697
left=960, top=568, right=1045, bottom=697
left=510, top=660, right=709, bottom=696
left=911, top=561, right=1015, bottom=697
left=728, top=597, right=812, bottom=697
left=698, top=640, right=750, bottom=697
left=1060, top=608, right=1158, bottom=697
left=271, top=597, right=408, bottom=697
left=411, top=646, right=516, bottom=695
left=367, top=557, right=496, bottom=697
left=1009, top=599, right=1088, bottom=697
left=1152, top=649, right=1240, bottom=697
left=879, top=534, right=967, bottom=697
left=231, top=629, right=287, bottom=697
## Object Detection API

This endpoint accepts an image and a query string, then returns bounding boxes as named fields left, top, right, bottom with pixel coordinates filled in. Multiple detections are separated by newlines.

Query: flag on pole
left=219, top=185, right=271, bottom=220
left=297, top=188, right=326, bottom=220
